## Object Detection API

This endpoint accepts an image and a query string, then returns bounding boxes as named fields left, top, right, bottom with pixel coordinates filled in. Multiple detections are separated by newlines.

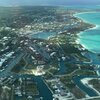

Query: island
left=0, top=6, right=100, bottom=100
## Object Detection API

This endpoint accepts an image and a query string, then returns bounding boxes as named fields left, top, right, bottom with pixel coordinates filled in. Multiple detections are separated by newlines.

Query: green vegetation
left=64, top=63, right=79, bottom=74
left=0, top=6, right=98, bottom=100
left=11, top=58, right=26, bottom=73
left=60, top=75, right=86, bottom=99
left=73, top=70, right=96, bottom=76
left=0, top=86, right=12, bottom=100
left=71, top=86, right=86, bottom=99
left=60, top=75, right=75, bottom=89
left=89, top=79, right=100, bottom=92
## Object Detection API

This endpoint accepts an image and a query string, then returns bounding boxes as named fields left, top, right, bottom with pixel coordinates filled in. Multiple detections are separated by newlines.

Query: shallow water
left=31, top=32, right=56, bottom=40
left=76, top=12, right=100, bottom=53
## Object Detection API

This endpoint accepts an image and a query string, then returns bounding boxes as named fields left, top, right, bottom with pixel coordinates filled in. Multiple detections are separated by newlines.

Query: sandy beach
left=74, top=11, right=100, bottom=54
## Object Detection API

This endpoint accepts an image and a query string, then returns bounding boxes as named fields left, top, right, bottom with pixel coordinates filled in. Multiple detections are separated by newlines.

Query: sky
left=0, top=0, right=100, bottom=6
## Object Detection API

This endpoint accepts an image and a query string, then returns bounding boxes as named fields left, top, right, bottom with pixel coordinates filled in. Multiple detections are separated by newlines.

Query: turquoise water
left=75, top=12, right=100, bottom=53
left=31, top=32, right=56, bottom=40
left=32, top=11, right=100, bottom=53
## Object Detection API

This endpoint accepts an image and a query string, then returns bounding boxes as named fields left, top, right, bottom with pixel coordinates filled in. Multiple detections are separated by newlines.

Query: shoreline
left=74, top=11, right=99, bottom=31
left=74, top=12, right=100, bottom=54
left=74, top=12, right=98, bottom=29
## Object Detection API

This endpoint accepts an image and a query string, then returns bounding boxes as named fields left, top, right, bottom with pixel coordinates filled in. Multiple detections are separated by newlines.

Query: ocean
left=75, top=12, right=100, bottom=54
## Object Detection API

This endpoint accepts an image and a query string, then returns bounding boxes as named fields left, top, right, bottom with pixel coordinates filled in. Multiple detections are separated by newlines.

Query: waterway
left=73, top=75, right=99, bottom=97
left=73, top=10, right=100, bottom=97
left=57, top=58, right=67, bottom=75
left=14, top=75, right=53, bottom=100
left=32, top=11, right=100, bottom=99
left=28, top=7, right=100, bottom=99
left=31, top=32, right=56, bottom=40
left=34, top=76, right=53, bottom=100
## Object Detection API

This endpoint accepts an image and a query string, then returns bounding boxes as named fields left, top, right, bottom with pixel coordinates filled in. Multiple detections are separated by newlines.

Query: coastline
left=74, top=12, right=98, bottom=29
left=74, top=11, right=99, bottom=30
left=73, top=12, right=99, bottom=54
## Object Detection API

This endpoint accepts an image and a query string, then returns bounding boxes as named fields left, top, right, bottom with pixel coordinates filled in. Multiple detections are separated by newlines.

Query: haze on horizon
left=0, top=0, right=100, bottom=6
